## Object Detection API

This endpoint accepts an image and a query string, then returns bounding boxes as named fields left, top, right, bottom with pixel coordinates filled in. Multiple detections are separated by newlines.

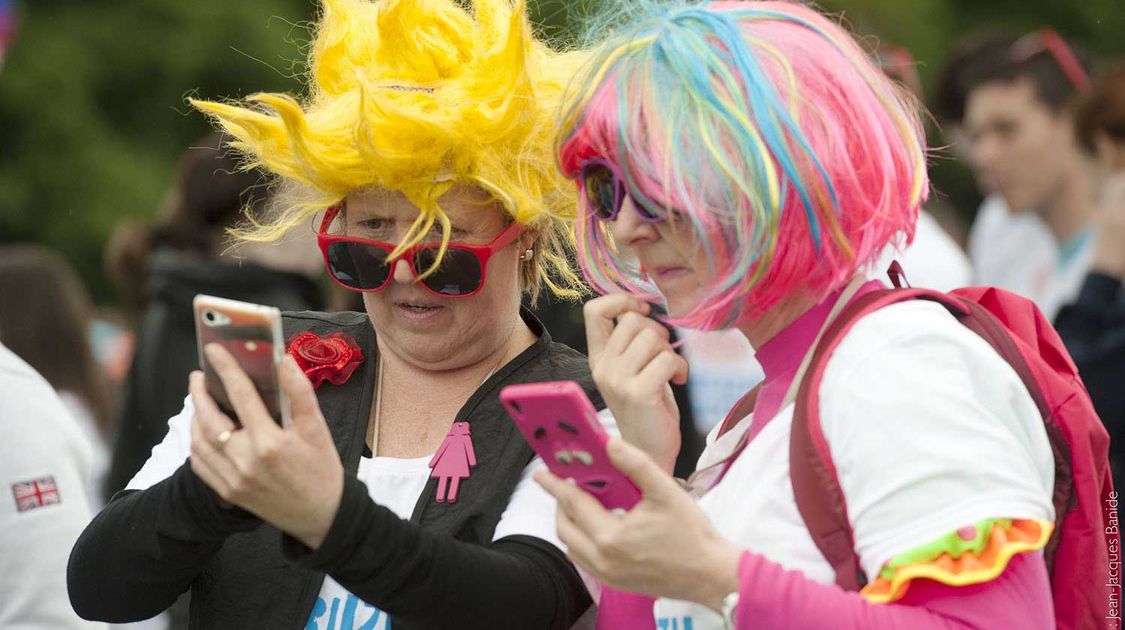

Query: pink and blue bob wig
left=558, top=1, right=928, bottom=330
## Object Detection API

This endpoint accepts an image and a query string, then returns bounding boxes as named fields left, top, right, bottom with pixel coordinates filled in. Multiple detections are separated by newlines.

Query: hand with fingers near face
left=535, top=438, right=741, bottom=612
left=189, top=343, right=344, bottom=550
left=583, top=294, right=689, bottom=473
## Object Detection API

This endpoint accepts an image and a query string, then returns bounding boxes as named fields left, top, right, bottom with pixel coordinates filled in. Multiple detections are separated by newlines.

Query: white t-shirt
left=969, top=195, right=1093, bottom=320
left=0, top=344, right=107, bottom=629
left=128, top=397, right=600, bottom=630
left=654, top=301, right=1056, bottom=629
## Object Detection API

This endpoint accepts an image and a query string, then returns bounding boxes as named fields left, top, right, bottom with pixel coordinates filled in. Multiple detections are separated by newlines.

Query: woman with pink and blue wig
left=535, top=2, right=1059, bottom=628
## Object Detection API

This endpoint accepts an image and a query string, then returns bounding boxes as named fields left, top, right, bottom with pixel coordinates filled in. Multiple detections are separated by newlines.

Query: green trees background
left=2, top=0, right=1123, bottom=304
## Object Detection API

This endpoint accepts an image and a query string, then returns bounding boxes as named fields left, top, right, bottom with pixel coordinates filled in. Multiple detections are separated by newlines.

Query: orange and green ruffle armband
left=860, top=518, right=1053, bottom=604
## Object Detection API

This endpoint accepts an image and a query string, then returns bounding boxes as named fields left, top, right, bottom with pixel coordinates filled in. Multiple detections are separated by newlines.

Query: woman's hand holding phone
left=188, top=344, right=344, bottom=550
left=583, top=294, right=688, bottom=474
left=534, top=438, right=741, bottom=611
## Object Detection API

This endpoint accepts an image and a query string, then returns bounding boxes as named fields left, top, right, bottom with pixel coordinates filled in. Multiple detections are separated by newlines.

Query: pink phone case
left=500, top=381, right=641, bottom=510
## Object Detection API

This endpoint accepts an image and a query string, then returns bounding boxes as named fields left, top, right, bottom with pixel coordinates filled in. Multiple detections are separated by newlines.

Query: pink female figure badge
left=429, top=421, right=476, bottom=503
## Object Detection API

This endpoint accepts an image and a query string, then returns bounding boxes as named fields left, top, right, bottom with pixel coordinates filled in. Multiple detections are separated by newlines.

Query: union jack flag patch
left=12, top=476, right=61, bottom=513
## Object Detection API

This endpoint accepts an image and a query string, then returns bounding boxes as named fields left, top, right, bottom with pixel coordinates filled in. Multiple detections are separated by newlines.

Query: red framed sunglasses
left=317, top=206, right=523, bottom=298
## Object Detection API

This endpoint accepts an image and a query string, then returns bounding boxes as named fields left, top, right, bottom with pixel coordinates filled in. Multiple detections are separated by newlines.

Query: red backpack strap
left=789, top=286, right=961, bottom=590
left=717, top=385, right=762, bottom=439
left=685, top=385, right=763, bottom=493
left=932, top=288, right=1076, bottom=568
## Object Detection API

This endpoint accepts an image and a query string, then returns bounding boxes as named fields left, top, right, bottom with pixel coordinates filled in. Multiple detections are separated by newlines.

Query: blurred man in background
left=962, top=29, right=1098, bottom=319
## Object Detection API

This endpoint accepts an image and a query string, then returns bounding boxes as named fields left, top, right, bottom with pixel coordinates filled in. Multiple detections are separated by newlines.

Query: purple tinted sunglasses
left=579, top=159, right=665, bottom=223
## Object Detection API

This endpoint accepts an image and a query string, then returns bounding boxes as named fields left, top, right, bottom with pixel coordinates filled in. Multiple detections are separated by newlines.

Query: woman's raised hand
left=583, top=294, right=689, bottom=473
left=188, top=344, right=344, bottom=549
left=535, top=438, right=740, bottom=611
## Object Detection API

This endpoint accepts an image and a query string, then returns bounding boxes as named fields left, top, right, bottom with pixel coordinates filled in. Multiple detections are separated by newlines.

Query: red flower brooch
left=286, top=331, right=364, bottom=388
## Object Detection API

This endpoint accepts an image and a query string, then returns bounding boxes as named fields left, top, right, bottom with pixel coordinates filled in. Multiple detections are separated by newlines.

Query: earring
left=519, top=248, right=534, bottom=261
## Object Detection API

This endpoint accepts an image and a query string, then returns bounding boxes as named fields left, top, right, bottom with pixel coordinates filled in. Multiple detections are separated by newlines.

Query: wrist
left=296, top=471, right=344, bottom=550
left=653, top=446, right=680, bottom=474
left=693, top=537, right=742, bottom=613
left=179, top=462, right=260, bottom=535
left=617, top=426, right=680, bottom=474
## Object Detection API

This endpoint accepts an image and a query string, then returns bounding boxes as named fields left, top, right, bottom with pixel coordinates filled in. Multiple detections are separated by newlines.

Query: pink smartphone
left=193, top=295, right=292, bottom=427
left=500, top=381, right=641, bottom=510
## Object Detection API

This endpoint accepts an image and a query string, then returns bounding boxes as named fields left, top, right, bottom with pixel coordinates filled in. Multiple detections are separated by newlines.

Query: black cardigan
left=69, top=309, right=598, bottom=629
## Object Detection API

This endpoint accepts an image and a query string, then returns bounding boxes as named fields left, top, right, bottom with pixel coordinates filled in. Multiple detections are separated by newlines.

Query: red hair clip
left=1010, top=28, right=1089, bottom=91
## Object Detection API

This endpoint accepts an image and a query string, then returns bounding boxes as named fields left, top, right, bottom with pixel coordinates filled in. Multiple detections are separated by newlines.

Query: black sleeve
left=1055, top=272, right=1125, bottom=468
left=282, top=475, right=591, bottom=630
left=1055, top=273, right=1125, bottom=361
left=67, top=461, right=261, bottom=623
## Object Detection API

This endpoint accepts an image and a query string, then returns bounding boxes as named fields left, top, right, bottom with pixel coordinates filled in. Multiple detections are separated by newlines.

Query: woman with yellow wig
left=67, top=0, right=600, bottom=628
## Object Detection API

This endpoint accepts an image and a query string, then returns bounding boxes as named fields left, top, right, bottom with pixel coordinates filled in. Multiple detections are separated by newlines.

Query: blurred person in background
left=0, top=342, right=106, bottom=629
left=103, top=131, right=325, bottom=501
left=933, top=33, right=1061, bottom=305
left=933, top=31, right=1018, bottom=166
left=0, top=244, right=113, bottom=512
left=962, top=29, right=1098, bottom=320
left=88, top=311, right=136, bottom=389
left=0, top=6, right=106, bottom=629
left=1057, top=62, right=1125, bottom=485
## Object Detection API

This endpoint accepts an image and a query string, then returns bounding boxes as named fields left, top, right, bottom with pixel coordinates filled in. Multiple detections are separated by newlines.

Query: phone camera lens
left=204, top=311, right=217, bottom=324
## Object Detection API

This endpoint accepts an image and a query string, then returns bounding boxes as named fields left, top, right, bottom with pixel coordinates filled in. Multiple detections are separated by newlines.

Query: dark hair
left=954, top=30, right=1095, bottom=118
left=933, top=31, right=1017, bottom=124
left=104, top=132, right=269, bottom=315
left=1075, top=63, right=1125, bottom=154
left=0, top=244, right=113, bottom=434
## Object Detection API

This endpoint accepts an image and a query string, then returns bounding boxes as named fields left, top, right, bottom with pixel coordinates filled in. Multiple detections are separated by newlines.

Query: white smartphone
left=193, top=295, right=292, bottom=427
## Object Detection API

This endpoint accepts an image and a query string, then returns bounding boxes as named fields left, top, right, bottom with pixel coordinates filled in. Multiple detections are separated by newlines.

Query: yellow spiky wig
left=191, top=0, right=588, bottom=299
